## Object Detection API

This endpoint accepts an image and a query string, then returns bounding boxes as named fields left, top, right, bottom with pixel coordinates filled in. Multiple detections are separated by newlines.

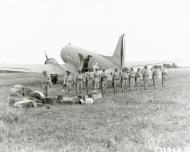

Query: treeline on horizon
left=164, top=63, right=179, bottom=68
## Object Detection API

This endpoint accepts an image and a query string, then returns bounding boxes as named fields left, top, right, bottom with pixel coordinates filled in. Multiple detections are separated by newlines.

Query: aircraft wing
left=59, top=63, right=78, bottom=74
left=125, top=60, right=179, bottom=68
left=0, top=64, right=66, bottom=74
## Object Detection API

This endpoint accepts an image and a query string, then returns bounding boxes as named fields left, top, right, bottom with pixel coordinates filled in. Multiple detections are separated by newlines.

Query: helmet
left=42, top=70, right=47, bottom=75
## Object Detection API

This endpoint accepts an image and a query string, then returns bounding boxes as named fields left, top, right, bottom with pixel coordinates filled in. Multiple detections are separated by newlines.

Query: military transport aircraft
left=0, top=34, right=174, bottom=83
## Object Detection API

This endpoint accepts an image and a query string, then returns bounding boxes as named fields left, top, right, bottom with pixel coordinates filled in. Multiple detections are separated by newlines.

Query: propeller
left=44, top=50, right=59, bottom=65
left=44, top=50, right=48, bottom=59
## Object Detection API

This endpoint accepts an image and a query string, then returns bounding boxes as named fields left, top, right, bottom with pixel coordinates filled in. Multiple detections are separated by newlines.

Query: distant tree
left=163, top=63, right=178, bottom=68
left=164, top=64, right=171, bottom=68
left=171, top=63, right=178, bottom=68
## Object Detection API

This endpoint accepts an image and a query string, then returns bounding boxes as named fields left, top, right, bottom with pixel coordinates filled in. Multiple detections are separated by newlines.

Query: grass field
left=0, top=69, right=190, bottom=152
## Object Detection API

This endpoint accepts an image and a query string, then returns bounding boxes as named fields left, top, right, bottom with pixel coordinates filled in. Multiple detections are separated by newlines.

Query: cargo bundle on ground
left=7, top=84, right=102, bottom=108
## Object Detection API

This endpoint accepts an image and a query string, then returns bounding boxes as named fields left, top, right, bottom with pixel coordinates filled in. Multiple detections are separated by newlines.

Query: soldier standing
left=142, top=66, right=149, bottom=90
left=100, top=68, right=107, bottom=95
left=135, top=68, right=142, bottom=89
left=85, top=71, right=93, bottom=95
left=151, top=67, right=155, bottom=86
left=82, top=72, right=86, bottom=89
left=93, top=68, right=99, bottom=91
left=107, top=72, right=113, bottom=88
left=161, top=66, right=168, bottom=86
left=152, top=65, right=160, bottom=88
left=121, top=68, right=129, bottom=93
left=129, top=67, right=136, bottom=91
left=41, top=70, right=52, bottom=97
left=76, top=69, right=83, bottom=95
left=63, top=71, right=73, bottom=93
left=110, top=72, right=113, bottom=88
left=113, top=68, right=120, bottom=94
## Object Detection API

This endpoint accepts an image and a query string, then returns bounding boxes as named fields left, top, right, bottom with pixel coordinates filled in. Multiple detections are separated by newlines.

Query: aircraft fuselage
left=60, top=44, right=119, bottom=72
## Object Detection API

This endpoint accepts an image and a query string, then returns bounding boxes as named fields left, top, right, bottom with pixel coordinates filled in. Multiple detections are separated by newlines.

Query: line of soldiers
left=63, top=68, right=101, bottom=95
left=62, top=65, right=168, bottom=96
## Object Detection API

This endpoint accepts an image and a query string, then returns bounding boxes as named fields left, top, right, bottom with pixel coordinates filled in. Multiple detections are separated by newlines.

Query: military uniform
left=161, top=67, right=168, bottom=86
left=121, top=71, right=129, bottom=92
left=41, top=71, right=51, bottom=97
left=100, top=71, right=107, bottom=95
left=85, top=72, right=93, bottom=94
left=135, top=70, right=142, bottom=88
left=63, top=73, right=73, bottom=93
left=113, top=70, right=120, bottom=93
left=142, top=68, right=149, bottom=90
left=82, top=73, right=86, bottom=89
left=129, top=69, right=136, bottom=91
left=76, top=73, right=83, bottom=94
left=107, top=72, right=113, bottom=88
left=152, top=68, right=160, bottom=88
left=93, top=70, right=99, bottom=91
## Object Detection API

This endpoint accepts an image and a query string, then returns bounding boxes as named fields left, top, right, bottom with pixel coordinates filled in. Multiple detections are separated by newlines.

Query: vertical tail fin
left=112, top=34, right=126, bottom=68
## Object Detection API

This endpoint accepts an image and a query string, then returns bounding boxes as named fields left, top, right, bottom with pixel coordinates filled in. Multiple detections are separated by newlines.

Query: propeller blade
left=44, top=50, right=48, bottom=59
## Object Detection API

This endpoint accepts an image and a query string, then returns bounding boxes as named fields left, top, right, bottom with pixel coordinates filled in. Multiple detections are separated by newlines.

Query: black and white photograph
left=0, top=0, right=189, bottom=151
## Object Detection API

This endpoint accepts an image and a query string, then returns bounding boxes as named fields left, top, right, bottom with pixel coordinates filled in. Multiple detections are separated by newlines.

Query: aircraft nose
left=60, top=46, right=67, bottom=61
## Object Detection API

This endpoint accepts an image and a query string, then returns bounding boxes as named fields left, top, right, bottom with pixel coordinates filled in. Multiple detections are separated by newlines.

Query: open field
left=0, top=69, right=190, bottom=152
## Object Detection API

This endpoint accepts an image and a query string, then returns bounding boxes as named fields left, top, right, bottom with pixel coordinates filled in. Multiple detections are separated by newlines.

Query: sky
left=0, top=0, right=189, bottom=66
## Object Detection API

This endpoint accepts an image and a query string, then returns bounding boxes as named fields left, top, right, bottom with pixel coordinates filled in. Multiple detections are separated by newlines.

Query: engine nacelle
left=44, top=58, right=59, bottom=65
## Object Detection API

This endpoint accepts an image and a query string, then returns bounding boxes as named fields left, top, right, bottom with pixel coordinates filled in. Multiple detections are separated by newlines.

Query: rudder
left=112, top=34, right=126, bottom=68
